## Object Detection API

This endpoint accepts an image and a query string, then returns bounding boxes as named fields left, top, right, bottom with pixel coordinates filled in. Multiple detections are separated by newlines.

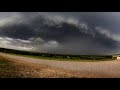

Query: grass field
left=0, top=47, right=113, bottom=62
left=3, top=52, right=113, bottom=62
left=0, top=55, right=81, bottom=78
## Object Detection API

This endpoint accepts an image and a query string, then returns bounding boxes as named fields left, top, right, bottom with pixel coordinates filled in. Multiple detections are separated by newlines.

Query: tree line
left=0, top=47, right=112, bottom=60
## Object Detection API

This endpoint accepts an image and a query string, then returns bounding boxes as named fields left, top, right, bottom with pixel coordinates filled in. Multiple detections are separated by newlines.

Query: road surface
left=0, top=53, right=120, bottom=78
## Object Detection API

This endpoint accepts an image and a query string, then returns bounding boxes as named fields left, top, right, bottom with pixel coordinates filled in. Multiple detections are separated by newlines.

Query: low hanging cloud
left=0, top=36, right=61, bottom=53
left=0, top=36, right=32, bottom=50
left=96, top=27, right=120, bottom=42
left=0, top=12, right=120, bottom=55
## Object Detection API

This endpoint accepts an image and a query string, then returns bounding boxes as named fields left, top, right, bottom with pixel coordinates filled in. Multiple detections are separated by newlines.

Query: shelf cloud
left=0, top=12, right=120, bottom=55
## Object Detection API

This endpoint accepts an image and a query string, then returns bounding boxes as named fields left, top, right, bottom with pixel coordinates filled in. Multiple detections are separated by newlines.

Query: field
left=0, top=55, right=81, bottom=78
left=0, top=47, right=118, bottom=78
left=1, top=52, right=120, bottom=78
left=0, top=47, right=113, bottom=61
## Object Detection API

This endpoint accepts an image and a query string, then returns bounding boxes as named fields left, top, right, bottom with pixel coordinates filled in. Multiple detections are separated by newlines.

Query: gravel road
left=1, top=53, right=120, bottom=78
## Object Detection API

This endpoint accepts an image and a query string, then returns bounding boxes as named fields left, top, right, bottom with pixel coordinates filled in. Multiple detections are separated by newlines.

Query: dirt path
left=1, top=53, right=120, bottom=78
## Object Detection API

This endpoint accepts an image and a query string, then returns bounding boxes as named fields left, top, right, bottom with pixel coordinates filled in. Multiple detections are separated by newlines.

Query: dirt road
left=1, top=53, right=120, bottom=78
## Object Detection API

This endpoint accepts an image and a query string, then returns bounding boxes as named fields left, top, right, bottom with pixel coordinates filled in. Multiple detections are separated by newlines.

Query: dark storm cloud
left=0, top=12, right=120, bottom=55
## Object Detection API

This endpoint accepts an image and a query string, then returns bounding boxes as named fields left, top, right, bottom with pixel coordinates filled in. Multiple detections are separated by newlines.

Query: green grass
left=0, top=47, right=113, bottom=62
left=3, top=52, right=114, bottom=62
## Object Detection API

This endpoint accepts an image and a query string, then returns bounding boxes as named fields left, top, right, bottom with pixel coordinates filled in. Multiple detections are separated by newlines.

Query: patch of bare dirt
left=0, top=55, right=82, bottom=78
left=1, top=53, right=120, bottom=78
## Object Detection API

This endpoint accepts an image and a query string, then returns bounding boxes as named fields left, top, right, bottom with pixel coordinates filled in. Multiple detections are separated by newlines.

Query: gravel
left=1, top=53, right=120, bottom=78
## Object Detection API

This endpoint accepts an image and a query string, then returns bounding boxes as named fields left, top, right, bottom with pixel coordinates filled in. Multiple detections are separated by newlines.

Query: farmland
left=0, top=47, right=113, bottom=61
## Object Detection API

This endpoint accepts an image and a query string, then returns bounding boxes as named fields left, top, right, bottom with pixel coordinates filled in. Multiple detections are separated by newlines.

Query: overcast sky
left=0, top=12, right=120, bottom=55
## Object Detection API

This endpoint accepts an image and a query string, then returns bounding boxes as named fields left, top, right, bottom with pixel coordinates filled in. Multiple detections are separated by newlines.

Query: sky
left=0, top=12, right=120, bottom=55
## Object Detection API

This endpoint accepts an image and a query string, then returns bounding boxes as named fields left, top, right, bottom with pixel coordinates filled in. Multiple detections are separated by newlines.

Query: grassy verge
left=1, top=52, right=114, bottom=62
left=0, top=47, right=113, bottom=62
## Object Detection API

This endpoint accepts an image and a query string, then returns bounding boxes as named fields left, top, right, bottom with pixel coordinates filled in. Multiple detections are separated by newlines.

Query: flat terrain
left=0, top=52, right=120, bottom=78
left=0, top=54, right=81, bottom=78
